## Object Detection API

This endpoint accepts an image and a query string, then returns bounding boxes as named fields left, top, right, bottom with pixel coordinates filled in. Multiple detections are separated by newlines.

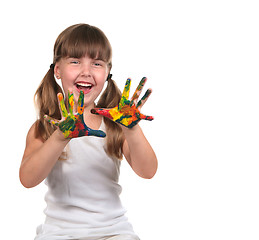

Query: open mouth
left=76, top=82, right=93, bottom=93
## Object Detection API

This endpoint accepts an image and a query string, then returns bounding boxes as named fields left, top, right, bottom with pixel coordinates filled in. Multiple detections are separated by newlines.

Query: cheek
left=60, top=72, right=77, bottom=89
left=95, top=71, right=107, bottom=87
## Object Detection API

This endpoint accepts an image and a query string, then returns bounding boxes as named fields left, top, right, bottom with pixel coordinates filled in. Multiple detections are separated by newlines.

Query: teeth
left=76, top=83, right=92, bottom=87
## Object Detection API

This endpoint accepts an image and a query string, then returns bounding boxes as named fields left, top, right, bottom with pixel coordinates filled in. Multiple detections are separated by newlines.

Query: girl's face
left=55, top=55, right=109, bottom=108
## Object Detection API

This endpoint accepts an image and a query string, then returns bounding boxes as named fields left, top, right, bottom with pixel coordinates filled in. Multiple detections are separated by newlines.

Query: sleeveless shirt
left=35, top=121, right=137, bottom=240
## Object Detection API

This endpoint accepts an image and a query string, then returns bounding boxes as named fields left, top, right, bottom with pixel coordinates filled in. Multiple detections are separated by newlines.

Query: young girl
left=20, top=23, right=157, bottom=240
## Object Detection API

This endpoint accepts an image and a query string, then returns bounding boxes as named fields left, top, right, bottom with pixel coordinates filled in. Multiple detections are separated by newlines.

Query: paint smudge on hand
left=91, top=77, right=154, bottom=128
left=44, top=91, right=106, bottom=138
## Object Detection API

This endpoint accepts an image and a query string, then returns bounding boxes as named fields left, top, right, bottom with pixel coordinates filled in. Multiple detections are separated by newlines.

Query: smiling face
left=52, top=24, right=112, bottom=108
left=55, top=56, right=108, bottom=107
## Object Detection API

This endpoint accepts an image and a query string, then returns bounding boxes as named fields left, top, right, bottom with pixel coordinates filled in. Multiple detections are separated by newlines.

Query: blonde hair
left=34, top=24, right=124, bottom=159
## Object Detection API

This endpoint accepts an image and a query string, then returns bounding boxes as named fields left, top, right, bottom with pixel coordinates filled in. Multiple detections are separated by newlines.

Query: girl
left=20, top=23, right=157, bottom=240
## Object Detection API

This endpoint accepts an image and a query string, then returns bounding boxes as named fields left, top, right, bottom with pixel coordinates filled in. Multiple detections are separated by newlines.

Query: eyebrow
left=93, top=58, right=105, bottom=61
left=65, top=56, right=107, bottom=63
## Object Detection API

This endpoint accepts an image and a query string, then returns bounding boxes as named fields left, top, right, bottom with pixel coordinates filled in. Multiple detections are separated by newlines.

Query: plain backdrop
left=1, top=0, right=259, bottom=239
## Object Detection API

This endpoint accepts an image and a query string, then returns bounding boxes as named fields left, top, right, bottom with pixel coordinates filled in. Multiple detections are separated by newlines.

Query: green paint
left=78, top=91, right=84, bottom=107
left=58, top=93, right=68, bottom=118
left=91, top=77, right=154, bottom=129
left=136, top=89, right=152, bottom=108
left=45, top=91, right=106, bottom=139
left=68, top=91, right=74, bottom=115
left=119, top=78, right=131, bottom=111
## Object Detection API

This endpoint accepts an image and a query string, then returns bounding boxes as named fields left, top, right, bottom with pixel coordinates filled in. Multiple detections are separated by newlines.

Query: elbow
left=19, top=174, right=33, bottom=189
left=20, top=179, right=32, bottom=189
left=20, top=182, right=34, bottom=189
left=19, top=168, right=38, bottom=189
left=142, top=169, right=157, bottom=179
left=20, top=177, right=37, bottom=189
left=147, top=157, right=158, bottom=179
left=139, top=161, right=158, bottom=179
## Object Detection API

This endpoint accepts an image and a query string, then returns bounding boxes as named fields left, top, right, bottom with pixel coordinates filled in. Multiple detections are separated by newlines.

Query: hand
left=44, top=91, right=106, bottom=139
left=91, top=77, right=154, bottom=128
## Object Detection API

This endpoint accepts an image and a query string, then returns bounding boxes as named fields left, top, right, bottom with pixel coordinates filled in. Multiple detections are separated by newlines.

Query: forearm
left=123, top=125, right=157, bottom=179
left=20, top=130, right=70, bottom=188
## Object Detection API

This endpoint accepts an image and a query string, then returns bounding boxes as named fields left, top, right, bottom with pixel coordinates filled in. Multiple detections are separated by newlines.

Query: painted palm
left=91, top=77, right=154, bottom=128
left=44, top=91, right=106, bottom=138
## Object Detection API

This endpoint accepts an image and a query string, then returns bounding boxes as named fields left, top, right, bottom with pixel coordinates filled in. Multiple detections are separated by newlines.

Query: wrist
left=121, top=124, right=141, bottom=138
left=53, top=129, right=70, bottom=143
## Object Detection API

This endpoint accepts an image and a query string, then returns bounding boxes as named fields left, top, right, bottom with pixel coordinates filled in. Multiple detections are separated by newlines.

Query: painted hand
left=44, top=91, right=106, bottom=138
left=91, top=77, right=154, bottom=128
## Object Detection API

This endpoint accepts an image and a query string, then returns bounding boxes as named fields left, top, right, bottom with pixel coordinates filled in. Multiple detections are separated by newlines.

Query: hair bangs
left=55, top=24, right=112, bottom=66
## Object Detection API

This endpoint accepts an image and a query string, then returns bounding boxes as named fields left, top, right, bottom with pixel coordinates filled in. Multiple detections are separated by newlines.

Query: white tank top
left=35, top=120, right=137, bottom=240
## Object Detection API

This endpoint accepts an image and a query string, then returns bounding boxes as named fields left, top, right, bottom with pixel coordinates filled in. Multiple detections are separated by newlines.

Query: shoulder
left=26, top=121, right=43, bottom=143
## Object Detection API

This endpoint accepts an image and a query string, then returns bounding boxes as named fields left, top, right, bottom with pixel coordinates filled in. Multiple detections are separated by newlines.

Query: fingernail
left=58, top=93, right=63, bottom=101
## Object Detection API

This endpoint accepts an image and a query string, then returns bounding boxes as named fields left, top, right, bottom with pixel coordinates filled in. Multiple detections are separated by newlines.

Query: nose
left=80, top=62, right=92, bottom=78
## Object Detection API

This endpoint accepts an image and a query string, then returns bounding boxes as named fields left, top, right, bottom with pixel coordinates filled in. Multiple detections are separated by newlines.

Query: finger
left=77, top=91, right=85, bottom=115
left=57, top=93, right=68, bottom=118
left=122, top=78, right=131, bottom=100
left=44, top=115, right=60, bottom=126
left=87, top=129, right=106, bottom=138
left=140, top=113, right=154, bottom=121
left=136, top=88, right=152, bottom=108
left=119, top=78, right=131, bottom=110
left=91, top=108, right=113, bottom=120
left=68, top=90, right=74, bottom=115
left=131, top=77, right=147, bottom=105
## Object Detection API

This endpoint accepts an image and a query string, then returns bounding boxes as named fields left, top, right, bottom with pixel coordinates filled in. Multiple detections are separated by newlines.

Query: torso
left=35, top=120, right=137, bottom=239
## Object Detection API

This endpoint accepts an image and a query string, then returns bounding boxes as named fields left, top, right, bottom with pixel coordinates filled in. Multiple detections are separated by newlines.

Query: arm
left=19, top=124, right=69, bottom=188
left=122, top=125, right=157, bottom=179
left=20, top=91, right=106, bottom=188
left=91, top=77, right=158, bottom=178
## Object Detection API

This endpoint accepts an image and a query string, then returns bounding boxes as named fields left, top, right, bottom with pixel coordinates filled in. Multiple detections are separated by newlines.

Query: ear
left=54, top=64, right=61, bottom=79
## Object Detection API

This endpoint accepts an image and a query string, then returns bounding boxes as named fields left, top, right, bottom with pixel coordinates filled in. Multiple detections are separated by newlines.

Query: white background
left=1, top=0, right=259, bottom=239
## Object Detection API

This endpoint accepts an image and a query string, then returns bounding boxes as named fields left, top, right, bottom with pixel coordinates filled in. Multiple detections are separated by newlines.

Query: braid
left=96, top=78, right=125, bottom=159
left=34, top=67, right=63, bottom=141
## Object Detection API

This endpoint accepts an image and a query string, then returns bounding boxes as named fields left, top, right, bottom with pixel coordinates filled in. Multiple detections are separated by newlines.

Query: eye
left=93, top=62, right=101, bottom=67
left=68, top=58, right=80, bottom=64
left=92, top=60, right=105, bottom=67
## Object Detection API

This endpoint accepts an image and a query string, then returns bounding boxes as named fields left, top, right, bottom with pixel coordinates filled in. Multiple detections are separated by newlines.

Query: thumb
left=91, top=108, right=113, bottom=119
left=140, top=113, right=154, bottom=121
